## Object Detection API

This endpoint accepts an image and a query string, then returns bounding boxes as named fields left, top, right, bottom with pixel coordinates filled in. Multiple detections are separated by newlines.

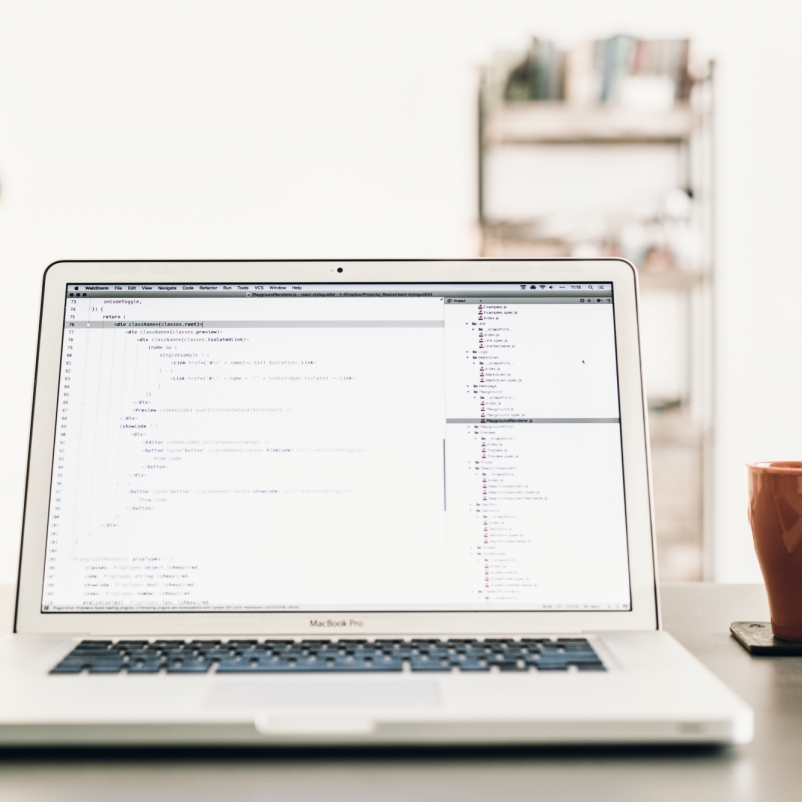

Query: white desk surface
left=1, top=583, right=800, bottom=802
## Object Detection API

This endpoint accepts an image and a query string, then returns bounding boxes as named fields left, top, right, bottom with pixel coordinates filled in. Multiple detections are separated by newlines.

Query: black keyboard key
left=126, top=658, right=164, bottom=673
left=409, top=652, right=452, bottom=670
left=564, top=653, right=603, bottom=662
left=166, top=658, right=213, bottom=673
left=263, top=645, right=294, bottom=656
left=51, top=661, right=87, bottom=674
left=495, top=660, right=526, bottom=671
left=115, top=640, right=149, bottom=650
left=88, top=660, right=125, bottom=674
left=458, top=660, right=491, bottom=672
left=409, top=662, right=452, bottom=672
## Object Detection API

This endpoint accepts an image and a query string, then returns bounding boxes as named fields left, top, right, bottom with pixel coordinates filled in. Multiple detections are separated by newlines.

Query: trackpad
left=206, top=681, right=440, bottom=710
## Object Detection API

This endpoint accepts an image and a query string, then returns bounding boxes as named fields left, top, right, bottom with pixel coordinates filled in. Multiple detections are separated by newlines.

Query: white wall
left=1, top=0, right=800, bottom=584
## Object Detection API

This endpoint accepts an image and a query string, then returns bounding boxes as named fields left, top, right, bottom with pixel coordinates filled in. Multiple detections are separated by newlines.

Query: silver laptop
left=0, top=259, right=751, bottom=746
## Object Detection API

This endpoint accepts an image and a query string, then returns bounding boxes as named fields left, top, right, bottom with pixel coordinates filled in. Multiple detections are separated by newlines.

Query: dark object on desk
left=731, top=621, right=802, bottom=655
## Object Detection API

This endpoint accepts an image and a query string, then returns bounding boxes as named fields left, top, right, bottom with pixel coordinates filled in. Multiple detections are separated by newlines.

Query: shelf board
left=648, top=407, right=705, bottom=448
left=478, top=224, right=707, bottom=288
left=483, top=103, right=700, bottom=144
left=639, top=270, right=705, bottom=290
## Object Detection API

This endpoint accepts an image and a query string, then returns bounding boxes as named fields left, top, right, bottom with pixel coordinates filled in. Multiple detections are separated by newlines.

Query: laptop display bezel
left=15, top=259, right=659, bottom=635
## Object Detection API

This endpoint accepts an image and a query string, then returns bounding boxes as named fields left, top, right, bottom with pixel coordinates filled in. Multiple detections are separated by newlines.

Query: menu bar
left=67, top=283, right=613, bottom=299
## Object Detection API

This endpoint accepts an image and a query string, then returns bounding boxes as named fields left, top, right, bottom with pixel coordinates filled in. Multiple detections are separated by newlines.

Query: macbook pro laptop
left=0, top=259, right=751, bottom=746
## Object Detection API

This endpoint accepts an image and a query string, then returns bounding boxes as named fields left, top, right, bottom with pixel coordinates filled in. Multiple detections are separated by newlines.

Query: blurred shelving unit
left=478, top=53, right=716, bottom=581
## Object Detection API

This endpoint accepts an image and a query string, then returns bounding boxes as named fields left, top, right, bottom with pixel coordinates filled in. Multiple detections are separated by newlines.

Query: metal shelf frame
left=477, top=63, right=716, bottom=579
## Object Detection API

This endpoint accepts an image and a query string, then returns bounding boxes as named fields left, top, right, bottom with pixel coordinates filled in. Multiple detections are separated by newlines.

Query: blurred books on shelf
left=497, top=36, right=692, bottom=111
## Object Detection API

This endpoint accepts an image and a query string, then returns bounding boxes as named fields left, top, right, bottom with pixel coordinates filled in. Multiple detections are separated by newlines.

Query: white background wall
left=1, top=0, right=801, bottom=585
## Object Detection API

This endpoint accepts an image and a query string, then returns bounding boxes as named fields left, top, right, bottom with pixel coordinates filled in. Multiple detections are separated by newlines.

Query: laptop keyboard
left=50, top=637, right=604, bottom=674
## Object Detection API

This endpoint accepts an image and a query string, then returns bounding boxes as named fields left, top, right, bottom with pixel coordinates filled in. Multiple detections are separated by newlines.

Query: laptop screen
left=42, top=281, right=631, bottom=614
